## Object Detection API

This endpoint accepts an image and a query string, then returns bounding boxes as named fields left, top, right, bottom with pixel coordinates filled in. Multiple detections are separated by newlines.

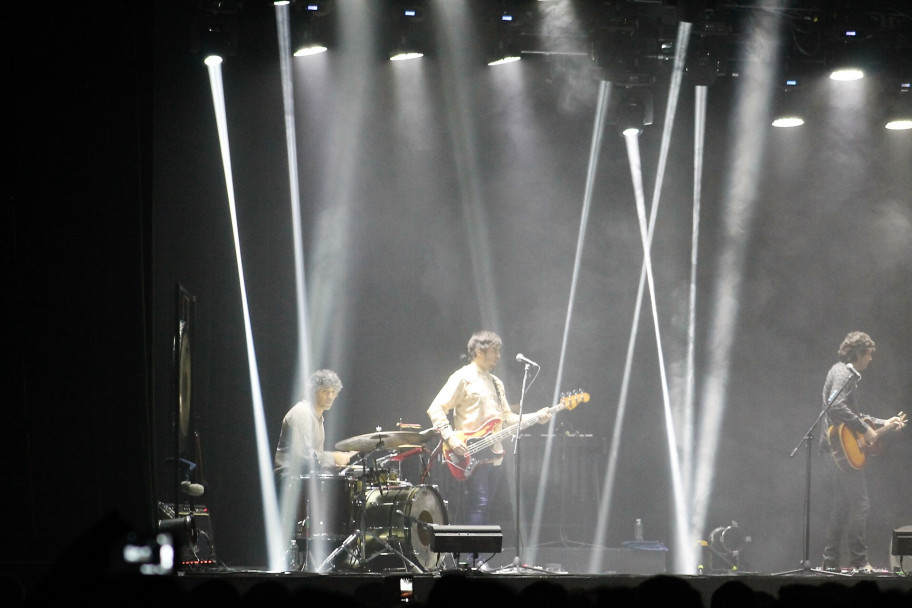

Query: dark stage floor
left=169, top=567, right=912, bottom=605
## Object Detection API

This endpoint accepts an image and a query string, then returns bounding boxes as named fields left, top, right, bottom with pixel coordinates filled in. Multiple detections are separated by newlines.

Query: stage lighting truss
left=771, top=78, right=806, bottom=128
left=590, top=17, right=656, bottom=87
left=289, top=0, right=333, bottom=57
left=388, top=1, right=429, bottom=61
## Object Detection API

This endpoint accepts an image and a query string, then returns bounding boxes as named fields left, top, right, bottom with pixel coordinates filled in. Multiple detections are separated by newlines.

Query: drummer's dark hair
left=309, top=369, right=343, bottom=392
left=838, top=332, right=875, bottom=363
left=467, top=330, right=502, bottom=358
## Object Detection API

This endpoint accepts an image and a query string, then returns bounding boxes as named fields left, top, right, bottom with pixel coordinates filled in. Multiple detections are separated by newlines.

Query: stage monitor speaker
left=891, top=526, right=912, bottom=556
left=429, top=524, right=503, bottom=554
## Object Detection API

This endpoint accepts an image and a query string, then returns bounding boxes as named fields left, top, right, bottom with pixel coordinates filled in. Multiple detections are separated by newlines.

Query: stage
left=11, top=553, right=912, bottom=606
left=168, top=567, right=912, bottom=606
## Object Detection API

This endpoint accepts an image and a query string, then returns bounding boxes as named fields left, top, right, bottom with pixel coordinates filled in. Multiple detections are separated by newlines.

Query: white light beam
left=205, top=59, right=285, bottom=572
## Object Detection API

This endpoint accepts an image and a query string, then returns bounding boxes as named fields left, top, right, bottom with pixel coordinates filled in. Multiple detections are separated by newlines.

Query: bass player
left=820, top=331, right=905, bottom=573
left=427, top=330, right=551, bottom=525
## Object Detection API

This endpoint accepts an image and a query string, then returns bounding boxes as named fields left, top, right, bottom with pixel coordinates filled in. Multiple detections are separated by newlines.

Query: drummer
left=274, top=369, right=357, bottom=479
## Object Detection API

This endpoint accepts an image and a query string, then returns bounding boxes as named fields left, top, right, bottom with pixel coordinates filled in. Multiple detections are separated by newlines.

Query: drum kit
left=284, top=428, right=449, bottom=573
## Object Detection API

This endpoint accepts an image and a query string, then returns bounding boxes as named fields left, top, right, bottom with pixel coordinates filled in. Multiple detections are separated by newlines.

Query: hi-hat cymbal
left=335, top=430, right=426, bottom=452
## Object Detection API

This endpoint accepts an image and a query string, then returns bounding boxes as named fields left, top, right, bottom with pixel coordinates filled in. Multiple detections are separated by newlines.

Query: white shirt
left=427, top=362, right=518, bottom=463
left=274, top=401, right=335, bottom=474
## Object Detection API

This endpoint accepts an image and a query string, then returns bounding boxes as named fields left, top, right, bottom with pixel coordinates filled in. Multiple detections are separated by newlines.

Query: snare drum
left=284, top=474, right=358, bottom=540
left=361, top=485, right=448, bottom=571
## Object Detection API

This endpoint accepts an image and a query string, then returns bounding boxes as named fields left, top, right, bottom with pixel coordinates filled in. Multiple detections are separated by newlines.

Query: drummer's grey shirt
left=274, top=400, right=336, bottom=475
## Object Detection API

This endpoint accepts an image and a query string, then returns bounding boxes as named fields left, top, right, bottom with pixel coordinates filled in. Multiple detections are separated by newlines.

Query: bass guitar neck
left=441, top=390, right=590, bottom=480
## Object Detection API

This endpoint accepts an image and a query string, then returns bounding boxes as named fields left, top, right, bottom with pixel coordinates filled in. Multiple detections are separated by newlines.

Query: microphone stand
left=492, top=361, right=548, bottom=574
left=773, top=370, right=858, bottom=577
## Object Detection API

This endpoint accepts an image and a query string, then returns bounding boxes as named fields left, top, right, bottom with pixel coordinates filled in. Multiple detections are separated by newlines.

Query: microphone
left=846, top=363, right=862, bottom=379
left=515, top=353, right=540, bottom=367
left=396, top=509, right=432, bottom=529
left=180, top=480, right=205, bottom=497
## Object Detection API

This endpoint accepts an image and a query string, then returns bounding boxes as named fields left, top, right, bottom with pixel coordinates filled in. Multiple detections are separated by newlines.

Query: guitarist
left=427, top=330, right=551, bottom=525
left=819, top=331, right=905, bottom=573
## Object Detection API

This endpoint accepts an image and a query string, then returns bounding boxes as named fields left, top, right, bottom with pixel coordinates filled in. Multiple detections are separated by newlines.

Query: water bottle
left=635, top=518, right=644, bottom=542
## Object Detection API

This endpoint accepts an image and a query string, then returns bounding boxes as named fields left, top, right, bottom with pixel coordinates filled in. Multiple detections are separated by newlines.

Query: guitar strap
left=490, top=375, right=504, bottom=408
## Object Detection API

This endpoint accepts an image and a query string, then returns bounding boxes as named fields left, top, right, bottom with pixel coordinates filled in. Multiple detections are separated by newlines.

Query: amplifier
left=890, top=526, right=912, bottom=573
left=892, top=527, right=912, bottom=556
left=161, top=504, right=217, bottom=567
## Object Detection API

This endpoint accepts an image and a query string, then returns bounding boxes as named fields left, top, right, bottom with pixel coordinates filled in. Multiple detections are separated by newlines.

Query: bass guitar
left=827, top=411, right=906, bottom=472
left=441, top=390, right=590, bottom=480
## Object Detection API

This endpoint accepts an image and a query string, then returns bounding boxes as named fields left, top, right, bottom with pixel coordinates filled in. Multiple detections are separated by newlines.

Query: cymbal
left=335, top=430, right=427, bottom=452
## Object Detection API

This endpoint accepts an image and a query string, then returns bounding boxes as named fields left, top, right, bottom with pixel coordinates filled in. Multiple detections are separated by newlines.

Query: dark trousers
left=822, top=457, right=870, bottom=567
left=464, top=463, right=504, bottom=525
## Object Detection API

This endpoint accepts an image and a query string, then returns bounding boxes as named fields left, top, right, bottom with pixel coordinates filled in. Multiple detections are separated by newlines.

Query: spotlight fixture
left=487, top=5, right=526, bottom=67
left=193, top=22, right=237, bottom=63
left=827, top=29, right=869, bottom=81
left=830, top=67, right=864, bottom=82
left=884, top=81, right=912, bottom=130
left=190, top=0, right=240, bottom=63
left=685, top=46, right=720, bottom=87
left=389, top=2, right=428, bottom=61
left=614, top=87, right=654, bottom=136
left=158, top=515, right=199, bottom=548
left=771, top=78, right=805, bottom=128
left=488, top=41, right=521, bottom=66
left=289, top=0, right=333, bottom=57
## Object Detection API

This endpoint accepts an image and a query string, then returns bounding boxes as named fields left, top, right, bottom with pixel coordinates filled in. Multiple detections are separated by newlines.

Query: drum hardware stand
left=419, top=441, right=442, bottom=485
left=315, top=530, right=363, bottom=573
left=362, top=537, right=427, bottom=573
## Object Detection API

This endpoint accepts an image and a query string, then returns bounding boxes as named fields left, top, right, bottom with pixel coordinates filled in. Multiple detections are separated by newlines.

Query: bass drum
left=361, top=485, right=448, bottom=571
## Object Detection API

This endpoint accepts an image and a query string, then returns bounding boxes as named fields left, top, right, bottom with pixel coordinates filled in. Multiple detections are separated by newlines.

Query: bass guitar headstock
left=560, top=389, right=590, bottom=411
